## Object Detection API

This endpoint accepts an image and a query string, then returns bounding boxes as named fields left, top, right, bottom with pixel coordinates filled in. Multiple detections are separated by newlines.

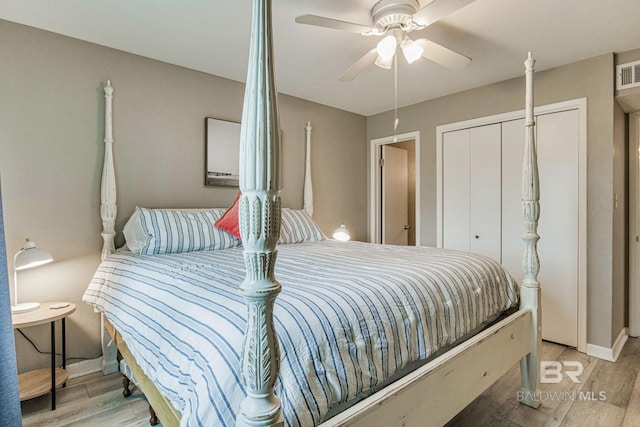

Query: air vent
left=617, top=60, right=640, bottom=90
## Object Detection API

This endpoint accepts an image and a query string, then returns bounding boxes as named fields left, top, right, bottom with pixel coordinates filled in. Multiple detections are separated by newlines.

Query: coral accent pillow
left=215, top=192, right=242, bottom=240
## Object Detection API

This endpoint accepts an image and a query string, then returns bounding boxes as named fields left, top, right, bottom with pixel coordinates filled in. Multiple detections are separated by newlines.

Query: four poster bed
left=83, top=1, right=542, bottom=426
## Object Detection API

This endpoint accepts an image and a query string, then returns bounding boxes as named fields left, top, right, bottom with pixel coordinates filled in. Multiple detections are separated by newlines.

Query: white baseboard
left=67, top=357, right=104, bottom=379
left=586, top=327, right=629, bottom=362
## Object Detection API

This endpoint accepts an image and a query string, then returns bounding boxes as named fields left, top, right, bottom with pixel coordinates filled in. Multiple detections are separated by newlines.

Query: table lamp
left=11, top=238, right=53, bottom=313
left=332, top=224, right=351, bottom=242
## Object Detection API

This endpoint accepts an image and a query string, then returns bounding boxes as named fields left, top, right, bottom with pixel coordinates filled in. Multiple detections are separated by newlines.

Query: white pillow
left=278, top=209, right=326, bottom=244
left=127, top=207, right=241, bottom=254
left=122, top=209, right=147, bottom=253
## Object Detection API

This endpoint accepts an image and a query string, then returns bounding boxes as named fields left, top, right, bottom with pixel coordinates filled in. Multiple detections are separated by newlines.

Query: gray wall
left=0, top=19, right=367, bottom=373
left=368, top=54, right=625, bottom=349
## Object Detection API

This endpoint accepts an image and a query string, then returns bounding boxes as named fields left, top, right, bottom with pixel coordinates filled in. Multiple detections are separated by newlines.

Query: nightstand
left=12, top=302, right=76, bottom=410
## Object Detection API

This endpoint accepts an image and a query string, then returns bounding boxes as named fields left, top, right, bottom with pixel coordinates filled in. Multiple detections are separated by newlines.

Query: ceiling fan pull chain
left=393, top=54, right=399, bottom=142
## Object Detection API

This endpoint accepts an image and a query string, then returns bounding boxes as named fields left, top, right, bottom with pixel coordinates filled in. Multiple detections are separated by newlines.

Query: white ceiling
left=2, top=0, right=640, bottom=116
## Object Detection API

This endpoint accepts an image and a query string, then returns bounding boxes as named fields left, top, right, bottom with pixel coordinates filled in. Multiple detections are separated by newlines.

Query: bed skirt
left=105, top=317, right=182, bottom=427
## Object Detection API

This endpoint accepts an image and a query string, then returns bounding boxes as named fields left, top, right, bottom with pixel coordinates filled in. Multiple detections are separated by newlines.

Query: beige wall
left=368, top=54, right=624, bottom=349
left=0, top=19, right=367, bottom=373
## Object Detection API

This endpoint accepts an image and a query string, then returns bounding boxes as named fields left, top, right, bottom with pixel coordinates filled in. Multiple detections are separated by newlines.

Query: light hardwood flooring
left=21, top=338, right=640, bottom=427
left=21, top=370, right=153, bottom=426
left=448, top=337, right=640, bottom=427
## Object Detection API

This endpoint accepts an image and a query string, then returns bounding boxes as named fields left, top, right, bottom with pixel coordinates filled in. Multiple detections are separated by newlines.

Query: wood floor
left=21, top=370, right=153, bottom=426
left=21, top=338, right=640, bottom=427
left=448, top=337, right=640, bottom=427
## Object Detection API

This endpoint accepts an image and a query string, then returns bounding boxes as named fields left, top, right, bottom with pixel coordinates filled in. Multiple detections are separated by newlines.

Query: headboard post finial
left=101, top=80, right=117, bottom=261
left=524, top=52, right=536, bottom=127
left=236, top=0, right=284, bottom=426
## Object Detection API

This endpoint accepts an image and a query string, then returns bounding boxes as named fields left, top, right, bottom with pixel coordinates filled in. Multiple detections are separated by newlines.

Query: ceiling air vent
left=617, top=60, right=640, bottom=90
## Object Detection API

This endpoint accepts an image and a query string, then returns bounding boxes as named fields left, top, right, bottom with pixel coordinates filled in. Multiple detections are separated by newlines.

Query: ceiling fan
left=295, top=0, right=475, bottom=81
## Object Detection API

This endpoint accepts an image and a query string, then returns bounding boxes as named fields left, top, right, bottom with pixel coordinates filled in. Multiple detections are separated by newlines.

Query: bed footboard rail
left=322, top=308, right=535, bottom=427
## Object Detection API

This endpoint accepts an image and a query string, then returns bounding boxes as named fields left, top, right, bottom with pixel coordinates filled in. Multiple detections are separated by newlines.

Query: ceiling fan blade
left=339, top=49, right=378, bottom=82
left=295, top=14, right=376, bottom=35
left=412, top=0, right=476, bottom=27
left=415, top=39, right=471, bottom=69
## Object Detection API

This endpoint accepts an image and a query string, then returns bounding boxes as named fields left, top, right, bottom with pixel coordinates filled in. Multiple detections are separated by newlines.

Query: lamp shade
left=401, top=38, right=424, bottom=64
left=375, top=54, right=394, bottom=70
left=15, top=240, right=53, bottom=270
left=332, top=224, right=351, bottom=242
left=376, top=34, right=397, bottom=59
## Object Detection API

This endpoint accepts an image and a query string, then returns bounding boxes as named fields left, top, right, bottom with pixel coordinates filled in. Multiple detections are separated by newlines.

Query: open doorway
left=370, top=131, right=420, bottom=245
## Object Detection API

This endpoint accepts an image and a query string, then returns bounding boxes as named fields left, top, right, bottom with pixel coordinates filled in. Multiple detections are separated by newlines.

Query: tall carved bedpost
left=101, top=80, right=117, bottom=261
left=237, top=0, right=284, bottom=426
left=519, top=52, right=542, bottom=409
left=304, top=121, right=314, bottom=216
left=100, top=80, right=119, bottom=375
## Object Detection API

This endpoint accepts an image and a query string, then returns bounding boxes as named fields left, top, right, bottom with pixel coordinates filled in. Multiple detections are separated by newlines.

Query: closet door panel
left=442, top=129, right=471, bottom=251
left=536, top=110, right=579, bottom=347
left=501, top=119, right=525, bottom=287
left=469, top=124, right=502, bottom=261
left=501, top=110, right=579, bottom=347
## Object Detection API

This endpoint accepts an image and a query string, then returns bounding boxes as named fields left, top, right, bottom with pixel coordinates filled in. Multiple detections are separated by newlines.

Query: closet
left=436, top=102, right=585, bottom=349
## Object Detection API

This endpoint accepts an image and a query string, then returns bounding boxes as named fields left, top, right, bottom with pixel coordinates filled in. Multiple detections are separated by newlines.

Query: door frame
left=629, top=112, right=640, bottom=337
left=369, top=131, right=421, bottom=245
left=435, top=98, right=587, bottom=353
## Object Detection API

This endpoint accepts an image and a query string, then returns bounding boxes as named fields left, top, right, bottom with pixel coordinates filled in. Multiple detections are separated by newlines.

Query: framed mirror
left=205, top=117, right=240, bottom=187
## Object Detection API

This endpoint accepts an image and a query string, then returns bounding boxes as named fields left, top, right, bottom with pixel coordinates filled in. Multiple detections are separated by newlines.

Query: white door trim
left=629, top=112, right=640, bottom=338
left=369, top=131, right=421, bottom=245
left=435, top=98, right=587, bottom=353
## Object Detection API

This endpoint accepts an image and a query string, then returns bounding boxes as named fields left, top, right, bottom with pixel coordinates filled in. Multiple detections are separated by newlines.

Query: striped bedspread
left=83, top=240, right=518, bottom=426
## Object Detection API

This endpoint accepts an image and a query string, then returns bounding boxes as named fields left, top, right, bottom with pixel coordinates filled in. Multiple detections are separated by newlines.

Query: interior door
left=501, top=110, right=579, bottom=347
left=382, top=145, right=409, bottom=245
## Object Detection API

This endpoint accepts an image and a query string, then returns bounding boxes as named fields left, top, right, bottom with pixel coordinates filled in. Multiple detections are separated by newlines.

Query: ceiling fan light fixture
left=376, top=34, right=397, bottom=60
left=401, top=37, right=424, bottom=64
left=375, top=54, right=393, bottom=69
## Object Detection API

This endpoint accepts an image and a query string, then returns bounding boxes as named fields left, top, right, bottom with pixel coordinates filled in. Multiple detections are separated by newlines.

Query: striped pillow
left=278, top=209, right=326, bottom=244
left=137, top=207, right=240, bottom=254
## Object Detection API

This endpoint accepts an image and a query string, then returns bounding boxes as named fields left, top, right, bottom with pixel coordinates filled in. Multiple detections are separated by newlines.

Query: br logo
left=540, top=361, right=584, bottom=384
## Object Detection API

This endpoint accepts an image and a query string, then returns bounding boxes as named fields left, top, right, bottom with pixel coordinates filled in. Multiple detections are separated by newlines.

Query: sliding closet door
left=501, top=110, right=580, bottom=346
left=442, top=129, right=470, bottom=252
left=442, top=124, right=501, bottom=261
left=469, top=124, right=502, bottom=260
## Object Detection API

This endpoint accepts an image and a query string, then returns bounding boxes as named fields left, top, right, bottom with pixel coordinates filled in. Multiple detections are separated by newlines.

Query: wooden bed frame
left=96, top=1, right=542, bottom=425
